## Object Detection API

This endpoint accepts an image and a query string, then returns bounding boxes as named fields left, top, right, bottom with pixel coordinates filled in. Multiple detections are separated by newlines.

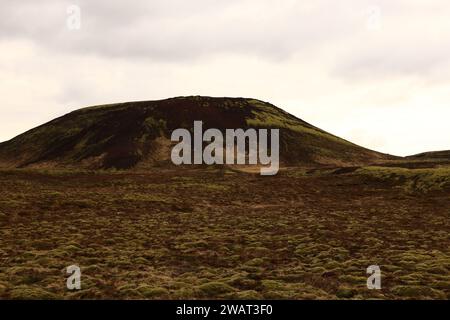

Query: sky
left=0, top=0, right=449, bottom=156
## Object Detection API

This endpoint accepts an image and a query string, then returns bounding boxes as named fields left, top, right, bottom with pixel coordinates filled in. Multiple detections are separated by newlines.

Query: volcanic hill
left=0, top=96, right=391, bottom=169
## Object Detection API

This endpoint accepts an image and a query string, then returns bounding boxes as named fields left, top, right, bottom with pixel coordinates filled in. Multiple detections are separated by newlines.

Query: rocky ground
left=0, top=164, right=449, bottom=299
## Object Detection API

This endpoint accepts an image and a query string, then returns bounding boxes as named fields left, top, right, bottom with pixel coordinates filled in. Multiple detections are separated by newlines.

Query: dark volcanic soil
left=0, top=164, right=448, bottom=300
left=0, top=96, right=389, bottom=170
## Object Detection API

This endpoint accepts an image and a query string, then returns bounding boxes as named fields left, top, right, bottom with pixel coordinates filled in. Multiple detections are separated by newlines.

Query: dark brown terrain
left=0, top=97, right=448, bottom=300
left=0, top=96, right=391, bottom=170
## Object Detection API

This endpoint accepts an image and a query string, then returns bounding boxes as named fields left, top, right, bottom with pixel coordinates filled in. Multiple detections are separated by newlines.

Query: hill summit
left=0, top=96, right=389, bottom=169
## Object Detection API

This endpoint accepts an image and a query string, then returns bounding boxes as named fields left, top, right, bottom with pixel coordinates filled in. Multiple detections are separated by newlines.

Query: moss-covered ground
left=0, top=165, right=448, bottom=299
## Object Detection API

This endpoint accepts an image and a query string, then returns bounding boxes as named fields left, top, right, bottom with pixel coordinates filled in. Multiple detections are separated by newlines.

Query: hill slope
left=406, top=150, right=450, bottom=160
left=0, top=96, right=391, bottom=169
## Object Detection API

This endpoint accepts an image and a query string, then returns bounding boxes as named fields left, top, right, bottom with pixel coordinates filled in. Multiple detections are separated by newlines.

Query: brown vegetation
left=0, top=163, right=448, bottom=300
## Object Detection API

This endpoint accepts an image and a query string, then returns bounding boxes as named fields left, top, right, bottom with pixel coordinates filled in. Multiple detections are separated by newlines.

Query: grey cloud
left=330, top=1, right=450, bottom=81
left=335, top=54, right=431, bottom=80
left=2, top=0, right=450, bottom=79
left=332, top=40, right=450, bottom=81
left=0, top=0, right=358, bottom=61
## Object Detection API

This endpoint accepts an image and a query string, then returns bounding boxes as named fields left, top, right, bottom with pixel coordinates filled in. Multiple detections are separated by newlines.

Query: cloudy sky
left=1, top=0, right=449, bottom=156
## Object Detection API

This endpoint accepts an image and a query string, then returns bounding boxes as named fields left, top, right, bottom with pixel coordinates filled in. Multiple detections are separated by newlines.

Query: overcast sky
left=1, top=0, right=449, bottom=156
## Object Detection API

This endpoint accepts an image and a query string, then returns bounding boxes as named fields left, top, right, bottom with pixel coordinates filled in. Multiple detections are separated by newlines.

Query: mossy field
left=0, top=165, right=449, bottom=299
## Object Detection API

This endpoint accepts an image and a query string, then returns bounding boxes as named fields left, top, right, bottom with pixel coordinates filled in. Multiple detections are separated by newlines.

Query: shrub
left=336, top=287, right=356, bottom=299
left=198, top=282, right=235, bottom=296
left=391, top=285, right=446, bottom=299
left=9, top=286, right=58, bottom=300
left=138, top=285, right=169, bottom=299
